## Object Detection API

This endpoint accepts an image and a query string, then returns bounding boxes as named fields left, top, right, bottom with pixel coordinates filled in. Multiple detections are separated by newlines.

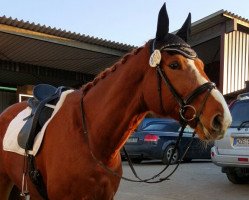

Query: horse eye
left=169, top=62, right=180, bottom=70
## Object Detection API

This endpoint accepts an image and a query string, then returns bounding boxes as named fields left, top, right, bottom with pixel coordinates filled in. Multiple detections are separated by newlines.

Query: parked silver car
left=211, top=92, right=249, bottom=184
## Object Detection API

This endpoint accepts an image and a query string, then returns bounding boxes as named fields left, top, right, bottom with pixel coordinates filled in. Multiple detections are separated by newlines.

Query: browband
left=151, top=38, right=197, bottom=60
left=160, top=44, right=197, bottom=59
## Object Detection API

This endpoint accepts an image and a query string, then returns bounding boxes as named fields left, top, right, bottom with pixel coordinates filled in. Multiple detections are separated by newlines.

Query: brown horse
left=0, top=4, right=231, bottom=200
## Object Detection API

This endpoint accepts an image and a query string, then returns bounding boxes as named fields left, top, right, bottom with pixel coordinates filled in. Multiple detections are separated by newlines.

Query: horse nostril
left=212, top=114, right=223, bottom=131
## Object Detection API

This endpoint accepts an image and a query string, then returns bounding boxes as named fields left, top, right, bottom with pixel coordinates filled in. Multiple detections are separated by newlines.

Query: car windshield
left=230, top=100, right=249, bottom=127
left=142, top=123, right=180, bottom=132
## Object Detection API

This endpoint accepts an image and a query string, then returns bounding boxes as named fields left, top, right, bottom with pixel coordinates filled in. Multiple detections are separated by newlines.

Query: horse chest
left=48, top=172, right=118, bottom=200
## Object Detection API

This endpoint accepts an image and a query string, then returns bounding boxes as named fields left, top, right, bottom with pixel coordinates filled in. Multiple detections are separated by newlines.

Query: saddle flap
left=18, top=116, right=35, bottom=149
left=18, top=85, right=71, bottom=150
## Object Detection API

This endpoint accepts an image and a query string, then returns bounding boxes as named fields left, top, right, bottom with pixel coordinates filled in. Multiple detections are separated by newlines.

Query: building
left=1, top=10, right=249, bottom=112
left=0, top=16, right=134, bottom=113
left=187, top=10, right=249, bottom=102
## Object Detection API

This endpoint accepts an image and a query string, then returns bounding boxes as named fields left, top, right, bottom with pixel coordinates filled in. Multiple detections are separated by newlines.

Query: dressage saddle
left=18, top=84, right=70, bottom=150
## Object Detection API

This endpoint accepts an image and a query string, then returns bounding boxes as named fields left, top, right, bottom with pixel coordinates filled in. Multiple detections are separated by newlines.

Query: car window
left=230, top=100, right=249, bottom=127
left=142, top=123, right=180, bottom=132
left=180, top=126, right=194, bottom=134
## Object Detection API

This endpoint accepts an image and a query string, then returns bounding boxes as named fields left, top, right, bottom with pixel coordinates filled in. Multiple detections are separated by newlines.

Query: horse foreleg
left=0, top=173, right=14, bottom=200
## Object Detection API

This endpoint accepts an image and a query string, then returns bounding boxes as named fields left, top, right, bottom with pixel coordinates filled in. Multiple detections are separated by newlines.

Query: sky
left=1, top=0, right=249, bottom=46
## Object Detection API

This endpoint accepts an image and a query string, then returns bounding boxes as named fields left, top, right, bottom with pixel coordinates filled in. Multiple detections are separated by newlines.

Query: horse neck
left=83, top=46, right=150, bottom=164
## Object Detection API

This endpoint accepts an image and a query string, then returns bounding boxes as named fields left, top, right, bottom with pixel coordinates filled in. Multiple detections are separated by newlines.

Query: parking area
left=115, top=161, right=249, bottom=200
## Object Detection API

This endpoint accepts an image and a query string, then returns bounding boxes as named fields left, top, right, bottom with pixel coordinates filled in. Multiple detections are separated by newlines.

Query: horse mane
left=80, top=44, right=150, bottom=156
left=81, top=45, right=145, bottom=96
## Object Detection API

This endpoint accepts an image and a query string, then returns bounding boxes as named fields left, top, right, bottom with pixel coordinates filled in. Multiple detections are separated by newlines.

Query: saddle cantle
left=18, top=84, right=71, bottom=150
left=33, top=84, right=57, bottom=101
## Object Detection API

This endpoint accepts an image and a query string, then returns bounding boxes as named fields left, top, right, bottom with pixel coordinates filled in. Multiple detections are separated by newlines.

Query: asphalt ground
left=115, top=160, right=249, bottom=200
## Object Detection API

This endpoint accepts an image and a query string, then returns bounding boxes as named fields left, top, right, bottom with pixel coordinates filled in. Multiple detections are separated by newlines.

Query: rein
left=80, top=95, right=192, bottom=183
left=80, top=39, right=216, bottom=183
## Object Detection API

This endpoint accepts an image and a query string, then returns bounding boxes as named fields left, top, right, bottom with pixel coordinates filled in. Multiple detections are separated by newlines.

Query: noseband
left=150, top=39, right=216, bottom=126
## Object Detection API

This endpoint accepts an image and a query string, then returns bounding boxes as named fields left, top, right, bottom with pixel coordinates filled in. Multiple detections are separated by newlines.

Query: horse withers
left=0, top=3, right=231, bottom=200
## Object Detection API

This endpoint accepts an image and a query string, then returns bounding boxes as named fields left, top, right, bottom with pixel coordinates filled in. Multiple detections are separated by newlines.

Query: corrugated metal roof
left=190, top=10, right=249, bottom=34
left=0, top=15, right=136, bottom=81
left=223, top=10, right=249, bottom=23
left=0, top=31, right=122, bottom=75
left=1, top=10, right=248, bottom=87
left=0, top=15, right=135, bottom=52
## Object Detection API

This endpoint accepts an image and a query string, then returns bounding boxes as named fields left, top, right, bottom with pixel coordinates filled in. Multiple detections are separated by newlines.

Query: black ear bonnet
left=152, top=3, right=197, bottom=59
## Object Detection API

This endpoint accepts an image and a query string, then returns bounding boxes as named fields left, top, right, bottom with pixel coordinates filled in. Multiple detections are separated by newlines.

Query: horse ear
left=156, top=3, right=169, bottom=41
left=176, top=13, right=191, bottom=42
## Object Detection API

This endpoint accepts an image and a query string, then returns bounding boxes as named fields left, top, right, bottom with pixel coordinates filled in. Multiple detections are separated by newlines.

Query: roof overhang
left=0, top=16, right=135, bottom=76
left=172, top=10, right=249, bottom=65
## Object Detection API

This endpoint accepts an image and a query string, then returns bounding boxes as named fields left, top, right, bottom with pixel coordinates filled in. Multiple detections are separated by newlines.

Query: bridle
left=80, top=39, right=216, bottom=183
left=150, top=38, right=216, bottom=126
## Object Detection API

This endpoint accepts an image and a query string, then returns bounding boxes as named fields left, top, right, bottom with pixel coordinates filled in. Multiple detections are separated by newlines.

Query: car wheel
left=162, top=145, right=179, bottom=165
left=226, top=171, right=249, bottom=184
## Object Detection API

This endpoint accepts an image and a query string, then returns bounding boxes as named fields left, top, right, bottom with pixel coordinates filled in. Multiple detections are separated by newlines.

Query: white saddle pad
left=3, top=89, right=74, bottom=156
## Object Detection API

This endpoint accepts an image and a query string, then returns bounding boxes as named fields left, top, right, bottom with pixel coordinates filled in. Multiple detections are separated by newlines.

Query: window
left=230, top=100, right=249, bottom=127
left=183, top=126, right=194, bottom=134
left=142, top=122, right=180, bottom=132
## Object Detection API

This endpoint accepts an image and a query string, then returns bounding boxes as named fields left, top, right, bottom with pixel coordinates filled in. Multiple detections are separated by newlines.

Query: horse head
left=142, top=3, right=232, bottom=141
